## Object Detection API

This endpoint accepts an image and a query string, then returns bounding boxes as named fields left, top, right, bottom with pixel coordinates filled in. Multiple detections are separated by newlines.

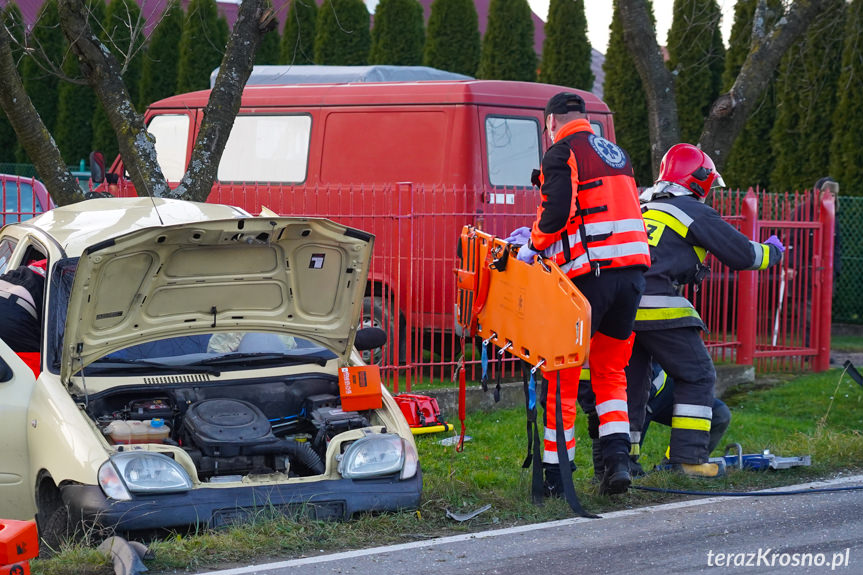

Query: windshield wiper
left=189, top=352, right=328, bottom=367
left=89, top=358, right=222, bottom=376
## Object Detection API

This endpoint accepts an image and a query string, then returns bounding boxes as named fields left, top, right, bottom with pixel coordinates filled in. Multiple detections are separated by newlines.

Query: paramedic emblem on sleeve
left=589, top=134, right=627, bottom=169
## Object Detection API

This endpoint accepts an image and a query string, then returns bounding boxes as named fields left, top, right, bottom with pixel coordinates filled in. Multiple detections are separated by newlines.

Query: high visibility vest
left=531, top=120, right=650, bottom=279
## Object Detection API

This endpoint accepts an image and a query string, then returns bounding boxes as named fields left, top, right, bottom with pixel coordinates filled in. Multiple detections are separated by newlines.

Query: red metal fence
left=109, top=180, right=837, bottom=388
left=0, top=174, right=52, bottom=226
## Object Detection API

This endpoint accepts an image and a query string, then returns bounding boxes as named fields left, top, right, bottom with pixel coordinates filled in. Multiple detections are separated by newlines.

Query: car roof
left=149, top=80, right=610, bottom=115
left=18, top=197, right=249, bottom=257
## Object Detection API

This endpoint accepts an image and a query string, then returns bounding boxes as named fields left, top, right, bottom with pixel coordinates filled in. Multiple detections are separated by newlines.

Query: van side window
left=590, top=122, right=603, bottom=137
left=148, top=114, right=191, bottom=181
left=218, top=115, right=312, bottom=183
left=485, top=116, right=540, bottom=188
left=0, top=238, right=17, bottom=273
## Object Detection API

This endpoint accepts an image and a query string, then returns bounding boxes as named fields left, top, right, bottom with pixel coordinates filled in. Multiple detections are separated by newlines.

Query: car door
left=0, top=341, right=37, bottom=519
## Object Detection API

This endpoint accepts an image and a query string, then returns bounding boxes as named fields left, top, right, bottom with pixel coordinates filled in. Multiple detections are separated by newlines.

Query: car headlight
left=98, top=452, right=193, bottom=500
left=339, top=434, right=417, bottom=480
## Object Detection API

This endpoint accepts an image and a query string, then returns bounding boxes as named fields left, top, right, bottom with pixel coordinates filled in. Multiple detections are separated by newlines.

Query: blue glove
left=764, top=234, right=785, bottom=253
left=505, top=226, right=532, bottom=245
left=516, top=244, right=539, bottom=264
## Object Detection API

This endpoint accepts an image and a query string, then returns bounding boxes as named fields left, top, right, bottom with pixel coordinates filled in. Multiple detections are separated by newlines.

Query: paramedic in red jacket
left=509, top=92, right=650, bottom=496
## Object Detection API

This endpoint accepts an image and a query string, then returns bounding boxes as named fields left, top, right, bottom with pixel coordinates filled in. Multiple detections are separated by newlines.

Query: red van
left=105, top=74, right=616, bottom=366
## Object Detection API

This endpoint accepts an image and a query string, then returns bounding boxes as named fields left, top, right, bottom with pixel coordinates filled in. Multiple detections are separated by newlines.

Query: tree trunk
left=620, top=0, right=832, bottom=176
left=618, top=0, right=680, bottom=176
left=0, top=23, right=82, bottom=206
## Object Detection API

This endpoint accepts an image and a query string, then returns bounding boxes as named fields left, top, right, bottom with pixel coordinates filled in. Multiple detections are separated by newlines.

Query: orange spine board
left=455, top=226, right=590, bottom=372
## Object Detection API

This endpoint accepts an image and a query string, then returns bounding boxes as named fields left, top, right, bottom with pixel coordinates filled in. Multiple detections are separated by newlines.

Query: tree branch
left=171, top=0, right=274, bottom=201
left=59, top=0, right=169, bottom=197
left=699, top=0, right=831, bottom=170
left=0, top=22, right=82, bottom=205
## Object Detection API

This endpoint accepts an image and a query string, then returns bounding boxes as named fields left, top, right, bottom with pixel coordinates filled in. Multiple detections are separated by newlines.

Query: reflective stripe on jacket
left=636, top=194, right=782, bottom=331
left=529, top=119, right=650, bottom=279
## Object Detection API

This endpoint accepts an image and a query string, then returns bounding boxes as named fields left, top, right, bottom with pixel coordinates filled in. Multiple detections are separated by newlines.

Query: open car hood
left=62, top=217, right=373, bottom=380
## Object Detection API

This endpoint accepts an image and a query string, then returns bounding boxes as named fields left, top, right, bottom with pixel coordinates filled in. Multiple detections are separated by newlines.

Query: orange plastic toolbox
left=0, top=519, right=38, bottom=564
left=338, top=365, right=383, bottom=411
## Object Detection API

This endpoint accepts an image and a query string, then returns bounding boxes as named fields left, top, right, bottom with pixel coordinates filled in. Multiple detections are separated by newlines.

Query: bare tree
left=618, top=0, right=834, bottom=176
left=0, top=0, right=276, bottom=206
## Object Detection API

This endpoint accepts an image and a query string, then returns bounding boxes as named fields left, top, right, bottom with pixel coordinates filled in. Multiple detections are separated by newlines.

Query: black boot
left=629, top=454, right=646, bottom=478
left=591, top=439, right=604, bottom=483
left=587, top=411, right=603, bottom=482
left=598, top=435, right=631, bottom=496
left=543, top=461, right=576, bottom=498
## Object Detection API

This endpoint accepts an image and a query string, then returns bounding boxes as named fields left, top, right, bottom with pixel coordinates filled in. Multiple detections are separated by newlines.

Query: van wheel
left=361, top=296, right=405, bottom=365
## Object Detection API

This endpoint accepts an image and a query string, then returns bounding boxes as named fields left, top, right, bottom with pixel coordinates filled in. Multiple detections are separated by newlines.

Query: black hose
left=244, top=439, right=325, bottom=475
left=631, top=484, right=863, bottom=497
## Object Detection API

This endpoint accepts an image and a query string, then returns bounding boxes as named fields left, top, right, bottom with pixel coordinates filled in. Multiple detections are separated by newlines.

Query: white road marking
left=195, top=473, right=863, bottom=575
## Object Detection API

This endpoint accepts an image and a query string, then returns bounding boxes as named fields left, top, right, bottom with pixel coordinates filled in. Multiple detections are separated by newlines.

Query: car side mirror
left=354, top=327, right=387, bottom=351
left=89, top=151, right=105, bottom=184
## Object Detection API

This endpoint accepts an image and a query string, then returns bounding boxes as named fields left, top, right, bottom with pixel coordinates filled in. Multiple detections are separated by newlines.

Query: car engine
left=89, top=376, right=372, bottom=480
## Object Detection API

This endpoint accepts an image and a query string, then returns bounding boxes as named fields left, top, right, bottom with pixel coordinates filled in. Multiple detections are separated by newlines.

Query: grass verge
left=32, top=367, right=863, bottom=575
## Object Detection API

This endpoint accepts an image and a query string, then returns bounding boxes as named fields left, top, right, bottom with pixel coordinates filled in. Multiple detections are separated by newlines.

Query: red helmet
left=658, top=143, right=725, bottom=197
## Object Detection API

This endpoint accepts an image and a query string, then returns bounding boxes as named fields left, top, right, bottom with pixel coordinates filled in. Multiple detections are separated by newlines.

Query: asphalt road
left=196, top=474, right=863, bottom=575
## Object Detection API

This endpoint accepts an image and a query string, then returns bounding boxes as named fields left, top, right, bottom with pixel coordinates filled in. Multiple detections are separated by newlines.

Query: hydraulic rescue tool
left=454, top=226, right=594, bottom=516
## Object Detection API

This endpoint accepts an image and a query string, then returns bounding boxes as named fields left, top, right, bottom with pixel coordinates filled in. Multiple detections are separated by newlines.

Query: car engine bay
left=86, top=376, right=374, bottom=481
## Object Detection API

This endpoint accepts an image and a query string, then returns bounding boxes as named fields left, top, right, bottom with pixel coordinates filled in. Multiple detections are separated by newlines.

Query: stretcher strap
left=554, top=371, right=599, bottom=518
left=494, top=350, right=503, bottom=403
left=457, top=349, right=467, bottom=453
left=521, top=362, right=544, bottom=504
left=480, top=341, right=489, bottom=392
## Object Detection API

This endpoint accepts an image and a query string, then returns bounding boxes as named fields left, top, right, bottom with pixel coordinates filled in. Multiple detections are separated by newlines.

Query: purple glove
left=516, top=244, right=539, bottom=264
left=764, top=234, right=785, bottom=253
left=505, top=226, right=532, bottom=245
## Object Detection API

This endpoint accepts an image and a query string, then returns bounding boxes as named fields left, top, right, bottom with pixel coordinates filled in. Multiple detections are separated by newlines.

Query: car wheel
left=38, top=504, right=70, bottom=558
left=361, top=296, right=405, bottom=365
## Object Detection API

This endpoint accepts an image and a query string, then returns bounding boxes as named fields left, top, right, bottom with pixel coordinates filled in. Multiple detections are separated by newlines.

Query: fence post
left=396, top=181, right=414, bottom=392
left=736, top=190, right=759, bottom=365
left=813, top=191, right=836, bottom=372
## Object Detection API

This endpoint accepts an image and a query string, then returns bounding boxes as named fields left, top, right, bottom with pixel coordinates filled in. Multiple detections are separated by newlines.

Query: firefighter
left=509, top=92, right=650, bottom=496
left=627, top=143, right=783, bottom=477
left=578, top=363, right=732, bottom=479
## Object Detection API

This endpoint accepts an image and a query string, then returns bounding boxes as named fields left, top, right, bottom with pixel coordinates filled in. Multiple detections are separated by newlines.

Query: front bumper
left=61, top=468, right=422, bottom=531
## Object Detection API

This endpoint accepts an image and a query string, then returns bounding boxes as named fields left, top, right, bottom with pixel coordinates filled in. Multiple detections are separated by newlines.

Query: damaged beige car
left=0, top=198, right=420, bottom=549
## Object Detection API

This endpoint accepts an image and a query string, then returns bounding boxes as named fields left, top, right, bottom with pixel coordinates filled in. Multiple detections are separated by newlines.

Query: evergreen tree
left=256, top=18, right=281, bottom=64
left=177, top=0, right=226, bottom=93
left=603, top=1, right=652, bottom=186
left=280, top=0, right=318, bottom=65
left=721, top=0, right=782, bottom=190
left=314, top=0, right=371, bottom=65
left=772, top=0, right=845, bottom=193
left=539, top=0, right=592, bottom=90
left=92, top=0, right=145, bottom=165
left=18, top=0, right=66, bottom=163
left=830, top=0, right=863, bottom=196
left=369, top=0, right=425, bottom=66
left=666, top=0, right=725, bottom=145
left=423, top=0, right=480, bottom=76
left=55, top=0, right=105, bottom=167
left=0, top=3, right=25, bottom=164
left=139, top=1, right=184, bottom=109
left=477, top=0, right=536, bottom=81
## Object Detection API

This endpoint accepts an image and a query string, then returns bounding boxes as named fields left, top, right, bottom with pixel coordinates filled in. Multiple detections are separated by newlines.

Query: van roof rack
left=210, top=65, right=472, bottom=88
